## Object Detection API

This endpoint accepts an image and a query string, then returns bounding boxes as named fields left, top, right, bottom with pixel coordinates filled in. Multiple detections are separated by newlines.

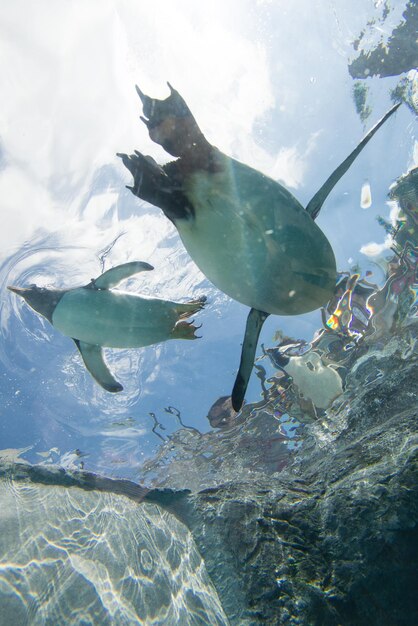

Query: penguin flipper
left=93, top=261, right=154, bottom=290
left=231, top=308, right=270, bottom=412
left=73, top=340, right=123, bottom=392
left=305, top=102, right=401, bottom=221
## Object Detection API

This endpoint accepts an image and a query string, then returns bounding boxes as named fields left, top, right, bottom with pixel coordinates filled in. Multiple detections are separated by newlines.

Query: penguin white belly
left=52, top=289, right=178, bottom=348
left=180, top=160, right=336, bottom=315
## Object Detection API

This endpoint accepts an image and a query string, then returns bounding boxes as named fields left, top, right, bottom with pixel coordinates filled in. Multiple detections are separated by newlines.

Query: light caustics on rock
left=0, top=467, right=228, bottom=626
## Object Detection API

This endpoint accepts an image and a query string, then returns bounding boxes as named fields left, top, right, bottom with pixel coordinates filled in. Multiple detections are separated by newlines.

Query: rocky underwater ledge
left=183, top=327, right=418, bottom=625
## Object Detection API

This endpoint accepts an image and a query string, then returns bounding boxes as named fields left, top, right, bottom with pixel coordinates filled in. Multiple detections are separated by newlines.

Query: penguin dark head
left=136, top=83, right=209, bottom=157
left=265, top=348, right=291, bottom=370
left=8, top=285, right=66, bottom=324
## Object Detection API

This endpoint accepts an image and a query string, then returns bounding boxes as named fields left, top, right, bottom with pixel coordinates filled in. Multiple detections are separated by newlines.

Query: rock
left=179, top=333, right=418, bottom=625
left=349, top=1, right=418, bottom=79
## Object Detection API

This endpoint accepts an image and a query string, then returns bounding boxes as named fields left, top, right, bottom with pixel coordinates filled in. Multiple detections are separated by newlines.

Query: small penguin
left=9, top=261, right=206, bottom=392
left=270, top=349, right=343, bottom=411
left=118, top=84, right=401, bottom=410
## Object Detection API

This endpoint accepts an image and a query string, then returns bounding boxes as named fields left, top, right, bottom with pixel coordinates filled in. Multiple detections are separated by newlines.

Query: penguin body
left=9, top=261, right=205, bottom=392
left=118, top=85, right=400, bottom=409
left=52, top=288, right=200, bottom=348
left=179, top=153, right=336, bottom=315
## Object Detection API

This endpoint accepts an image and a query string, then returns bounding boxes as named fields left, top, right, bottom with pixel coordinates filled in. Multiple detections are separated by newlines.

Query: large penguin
left=117, top=85, right=401, bottom=410
left=9, top=261, right=206, bottom=392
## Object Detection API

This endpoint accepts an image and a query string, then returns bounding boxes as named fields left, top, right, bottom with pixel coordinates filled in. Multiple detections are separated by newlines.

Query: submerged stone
left=0, top=467, right=227, bottom=626
left=137, top=329, right=416, bottom=625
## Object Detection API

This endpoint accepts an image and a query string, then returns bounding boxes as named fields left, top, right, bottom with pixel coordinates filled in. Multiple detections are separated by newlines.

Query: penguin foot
left=134, top=83, right=206, bottom=157
left=190, top=295, right=207, bottom=304
left=117, top=150, right=195, bottom=222
left=172, top=320, right=202, bottom=340
left=117, top=151, right=168, bottom=199
left=135, top=83, right=191, bottom=131
left=177, top=297, right=207, bottom=319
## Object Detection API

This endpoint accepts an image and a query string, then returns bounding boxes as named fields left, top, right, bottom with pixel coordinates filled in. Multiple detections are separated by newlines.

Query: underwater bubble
left=360, top=180, right=372, bottom=209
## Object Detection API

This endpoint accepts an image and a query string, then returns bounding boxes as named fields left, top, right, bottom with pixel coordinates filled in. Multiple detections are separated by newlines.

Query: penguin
left=267, top=349, right=343, bottom=411
left=117, top=84, right=401, bottom=410
left=8, top=261, right=206, bottom=392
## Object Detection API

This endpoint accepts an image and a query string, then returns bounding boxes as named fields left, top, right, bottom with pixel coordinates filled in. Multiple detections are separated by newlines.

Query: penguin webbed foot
left=134, top=83, right=205, bottom=158
left=117, top=151, right=169, bottom=200
left=172, top=320, right=202, bottom=340
left=135, top=82, right=191, bottom=132
left=193, top=295, right=207, bottom=304
left=177, top=296, right=207, bottom=319
left=117, top=150, right=195, bottom=223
